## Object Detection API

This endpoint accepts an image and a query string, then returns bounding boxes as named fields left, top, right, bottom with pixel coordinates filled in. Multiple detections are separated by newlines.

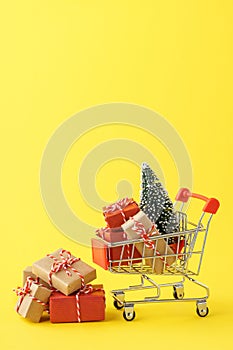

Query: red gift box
left=91, top=238, right=109, bottom=270
left=50, top=284, right=105, bottom=323
left=96, top=227, right=127, bottom=243
left=91, top=238, right=142, bottom=270
left=103, top=198, right=140, bottom=228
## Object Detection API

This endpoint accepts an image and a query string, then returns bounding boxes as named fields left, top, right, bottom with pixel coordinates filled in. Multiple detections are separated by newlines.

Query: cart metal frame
left=101, top=188, right=220, bottom=320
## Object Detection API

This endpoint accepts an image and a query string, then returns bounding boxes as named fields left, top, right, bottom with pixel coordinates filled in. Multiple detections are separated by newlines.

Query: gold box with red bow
left=103, top=197, right=140, bottom=228
left=50, top=284, right=105, bottom=323
left=122, top=211, right=176, bottom=274
left=32, top=249, right=96, bottom=296
left=15, top=277, right=52, bottom=323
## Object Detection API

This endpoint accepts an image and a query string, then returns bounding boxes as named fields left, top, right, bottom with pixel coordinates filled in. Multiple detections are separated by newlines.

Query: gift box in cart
left=92, top=188, right=220, bottom=321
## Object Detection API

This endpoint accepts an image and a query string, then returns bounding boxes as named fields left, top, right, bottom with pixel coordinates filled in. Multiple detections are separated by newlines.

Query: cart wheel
left=123, top=310, right=136, bottom=321
left=196, top=306, right=209, bottom=317
left=173, top=287, right=184, bottom=300
left=113, top=300, right=124, bottom=310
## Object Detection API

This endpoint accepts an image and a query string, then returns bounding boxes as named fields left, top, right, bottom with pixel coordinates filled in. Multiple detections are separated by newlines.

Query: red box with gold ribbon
left=49, top=284, right=105, bottom=323
left=103, top=198, right=140, bottom=228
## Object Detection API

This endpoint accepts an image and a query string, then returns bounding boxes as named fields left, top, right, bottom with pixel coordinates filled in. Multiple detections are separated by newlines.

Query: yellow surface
left=1, top=1, right=232, bottom=349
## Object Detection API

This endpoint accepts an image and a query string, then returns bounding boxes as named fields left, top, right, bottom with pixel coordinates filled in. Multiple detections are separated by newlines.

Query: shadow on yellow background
left=1, top=1, right=232, bottom=349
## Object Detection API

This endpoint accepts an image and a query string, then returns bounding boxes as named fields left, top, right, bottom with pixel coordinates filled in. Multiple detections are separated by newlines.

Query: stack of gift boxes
left=14, top=249, right=105, bottom=323
left=14, top=163, right=185, bottom=323
left=92, top=198, right=177, bottom=274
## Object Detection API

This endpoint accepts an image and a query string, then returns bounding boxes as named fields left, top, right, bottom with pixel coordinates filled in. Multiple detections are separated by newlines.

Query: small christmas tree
left=140, top=163, right=178, bottom=234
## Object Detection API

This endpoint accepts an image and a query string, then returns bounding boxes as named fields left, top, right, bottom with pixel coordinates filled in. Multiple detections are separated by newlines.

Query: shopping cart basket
left=97, top=188, right=220, bottom=321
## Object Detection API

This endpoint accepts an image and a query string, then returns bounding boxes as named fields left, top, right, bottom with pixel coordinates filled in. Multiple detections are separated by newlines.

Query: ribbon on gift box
left=95, top=227, right=107, bottom=239
left=75, top=284, right=105, bottom=323
left=103, top=197, right=134, bottom=223
left=14, top=276, right=49, bottom=313
left=130, top=219, right=156, bottom=249
left=47, top=249, right=85, bottom=289
left=95, top=227, right=127, bottom=240
left=130, top=218, right=171, bottom=268
left=96, top=227, right=131, bottom=264
left=47, top=249, right=104, bottom=322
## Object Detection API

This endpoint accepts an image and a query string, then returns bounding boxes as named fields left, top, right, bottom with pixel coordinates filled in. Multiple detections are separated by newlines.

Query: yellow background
left=1, top=1, right=232, bottom=349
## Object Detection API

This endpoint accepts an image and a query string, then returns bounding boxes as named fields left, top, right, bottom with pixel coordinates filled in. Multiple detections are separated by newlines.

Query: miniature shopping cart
left=100, top=188, right=220, bottom=321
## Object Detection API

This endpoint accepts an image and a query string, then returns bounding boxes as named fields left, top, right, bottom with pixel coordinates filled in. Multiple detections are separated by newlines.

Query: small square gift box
left=14, top=277, right=52, bottom=323
left=32, top=249, right=96, bottom=295
left=50, top=284, right=105, bottom=323
left=23, top=266, right=51, bottom=289
left=96, top=226, right=127, bottom=243
left=103, top=197, right=140, bottom=228
left=91, top=238, right=142, bottom=270
left=121, top=211, right=176, bottom=274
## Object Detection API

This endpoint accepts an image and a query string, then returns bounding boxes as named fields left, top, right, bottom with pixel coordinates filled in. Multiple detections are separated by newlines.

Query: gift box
left=23, top=266, right=51, bottom=289
left=109, top=242, right=142, bottom=267
left=32, top=249, right=96, bottom=295
left=91, top=238, right=142, bottom=270
left=15, top=277, right=52, bottom=323
left=103, top=197, right=140, bottom=228
left=50, top=284, right=105, bottom=323
left=91, top=238, right=109, bottom=270
left=96, top=227, right=127, bottom=243
left=169, top=239, right=185, bottom=257
left=122, top=211, right=175, bottom=274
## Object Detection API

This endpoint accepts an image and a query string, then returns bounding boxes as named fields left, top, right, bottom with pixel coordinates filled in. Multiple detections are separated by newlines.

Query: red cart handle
left=175, top=188, right=220, bottom=214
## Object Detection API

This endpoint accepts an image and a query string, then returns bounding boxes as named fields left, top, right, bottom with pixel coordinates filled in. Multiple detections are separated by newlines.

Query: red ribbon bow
left=104, top=197, right=133, bottom=214
left=130, top=219, right=156, bottom=249
left=14, top=277, right=34, bottom=297
left=14, top=277, right=48, bottom=313
left=47, top=249, right=85, bottom=289
left=95, top=227, right=110, bottom=239
left=130, top=219, right=171, bottom=268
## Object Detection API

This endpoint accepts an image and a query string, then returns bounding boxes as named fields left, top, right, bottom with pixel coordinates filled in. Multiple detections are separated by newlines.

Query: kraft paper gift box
left=91, top=238, right=142, bottom=270
left=32, top=249, right=96, bottom=296
left=96, top=227, right=127, bottom=243
left=121, top=211, right=176, bottom=274
left=50, top=284, right=105, bottom=323
left=103, top=198, right=140, bottom=228
left=15, top=278, right=52, bottom=323
left=23, top=266, right=51, bottom=289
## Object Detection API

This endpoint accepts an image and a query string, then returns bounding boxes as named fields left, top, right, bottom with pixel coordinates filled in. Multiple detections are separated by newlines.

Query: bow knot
left=79, top=283, right=94, bottom=294
left=13, top=276, right=34, bottom=297
left=131, top=219, right=156, bottom=249
left=14, top=286, right=30, bottom=297
left=47, top=249, right=85, bottom=290
left=13, top=277, right=48, bottom=313
left=48, top=249, right=80, bottom=278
